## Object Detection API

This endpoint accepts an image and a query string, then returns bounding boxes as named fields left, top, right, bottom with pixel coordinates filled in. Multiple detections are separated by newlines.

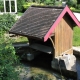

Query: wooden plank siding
left=54, top=16, right=73, bottom=57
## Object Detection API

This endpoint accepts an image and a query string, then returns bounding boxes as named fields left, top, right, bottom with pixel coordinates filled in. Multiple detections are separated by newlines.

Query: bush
left=67, top=0, right=77, bottom=8
left=23, top=2, right=44, bottom=11
left=17, top=0, right=25, bottom=12
left=44, top=0, right=55, bottom=5
left=77, top=4, right=80, bottom=9
left=0, top=35, right=20, bottom=80
left=0, top=0, right=4, bottom=12
left=70, top=7, right=75, bottom=10
left=0, top=14, right=16, bottom=32
left=71, top=9, right=80, bottom=13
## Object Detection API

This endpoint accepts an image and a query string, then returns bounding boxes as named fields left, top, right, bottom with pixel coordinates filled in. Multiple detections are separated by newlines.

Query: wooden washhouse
left=9, top=5, right=80, bottom=73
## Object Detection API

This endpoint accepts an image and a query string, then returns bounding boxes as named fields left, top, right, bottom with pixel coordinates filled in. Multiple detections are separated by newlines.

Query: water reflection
left=20, top=52, right=76, bottom=80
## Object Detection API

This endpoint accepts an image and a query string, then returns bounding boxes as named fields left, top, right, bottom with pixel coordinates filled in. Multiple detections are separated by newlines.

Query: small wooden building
left=9, top=5, right=80, bottom=73
left=9, top=5, right=80, bottom=57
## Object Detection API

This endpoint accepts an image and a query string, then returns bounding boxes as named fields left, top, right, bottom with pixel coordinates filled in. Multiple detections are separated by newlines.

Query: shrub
left=44, top=0, right=55, bottom=5
left=70, top=7, right=75, bottom=10
left=17, top=0, right=25, bottom=12
left=23, top=2, right=44, bottom=11
left=67, top=0, right=77, bottom=8
left=71, top=9, right=80, bottom=13
left=0, top=0, right=4, bottom=12
left=77, top=4, right=80, bottom=9
left=0, top=35, right=20, bottom=80
left=0, top=14, right=16, bottom=32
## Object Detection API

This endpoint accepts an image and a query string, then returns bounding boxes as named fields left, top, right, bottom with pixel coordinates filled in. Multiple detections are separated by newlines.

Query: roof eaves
left=31, top=5, right=65, bottom=9
left=9, top=31, right=43, bottom=41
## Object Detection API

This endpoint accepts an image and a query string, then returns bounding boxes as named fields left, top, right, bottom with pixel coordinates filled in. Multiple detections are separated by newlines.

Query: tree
left=44, top=0, right=55, bottom=5
left=77, top=0, right=80, bottom=4
left=67, top=0, right=77, bottom=7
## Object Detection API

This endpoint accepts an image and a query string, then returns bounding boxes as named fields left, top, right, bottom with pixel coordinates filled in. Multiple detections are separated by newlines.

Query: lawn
left=73, top=26, right=80, bottom=46
left=14, top=36, right=28, bottom=42
left=17, top=12, right=23, bottom=16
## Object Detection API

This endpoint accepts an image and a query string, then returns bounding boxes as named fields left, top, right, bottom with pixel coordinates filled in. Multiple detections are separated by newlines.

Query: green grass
left=14, top=36, right=28, bottom=42
left=17, top=12, right=23, bottom=16
left=73, top=26, right=80, bottom=46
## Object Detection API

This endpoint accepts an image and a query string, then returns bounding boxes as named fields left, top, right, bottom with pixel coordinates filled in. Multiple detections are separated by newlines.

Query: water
left=19, top=53, right=76, bottom=80
left=15, top=46, right=79, bottom=80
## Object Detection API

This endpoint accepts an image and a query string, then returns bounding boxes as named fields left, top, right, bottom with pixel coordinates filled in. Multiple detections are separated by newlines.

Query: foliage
left=14, top=36, right=28, bottom=42
left=17, top=12, right=23, bottom=16
left=44, top=0, right=55, bottom=5
left=23, top=2, right=44, bottom=10
left=77, top=0, right=80, bottom=4
left=73, top=26, right=80, bottom=46
left=71, top=9, right=80, bottom=13
left=0, top=14, right=16, bottom=32
left=70, top=7, right=75, bottom=10
left=0, top=35, right=20, bottom=80
left=11, top=1, right=15, bottom=12
left=17, top=0, right=26, bottom=12
left=77, top=4, right=80, bottom=9
left=32, top=73, right=52, bottom=80
left=67, top=0, right=77, bottom=8
left=0, top=0, right=4, bottom=12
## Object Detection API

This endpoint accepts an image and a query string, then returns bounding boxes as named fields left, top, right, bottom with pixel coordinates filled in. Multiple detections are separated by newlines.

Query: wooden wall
left=54, top=15, right=73, bottom=57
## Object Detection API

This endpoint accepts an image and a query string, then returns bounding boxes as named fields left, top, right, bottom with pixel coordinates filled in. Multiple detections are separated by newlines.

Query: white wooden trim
left=3, top=0, right=17, bottom=13
left=15, top=0, right=17, bottom=13
left=4, top=0, right=6, bottom=13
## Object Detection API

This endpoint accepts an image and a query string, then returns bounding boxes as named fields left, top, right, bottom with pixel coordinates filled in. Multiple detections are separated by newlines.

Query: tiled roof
left=9, top=5, right=64, bottom=40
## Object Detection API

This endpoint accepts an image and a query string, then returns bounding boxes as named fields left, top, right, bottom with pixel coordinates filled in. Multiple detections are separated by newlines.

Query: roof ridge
left=31, top=5, right=65, bottom=9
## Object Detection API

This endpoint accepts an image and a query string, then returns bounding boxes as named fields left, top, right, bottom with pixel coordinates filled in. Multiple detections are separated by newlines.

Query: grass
left=73, top=26, right=80, bottom=46
left=17, top=12, right=23, bottom=16
left=14, top=36, right=28, bottom=42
